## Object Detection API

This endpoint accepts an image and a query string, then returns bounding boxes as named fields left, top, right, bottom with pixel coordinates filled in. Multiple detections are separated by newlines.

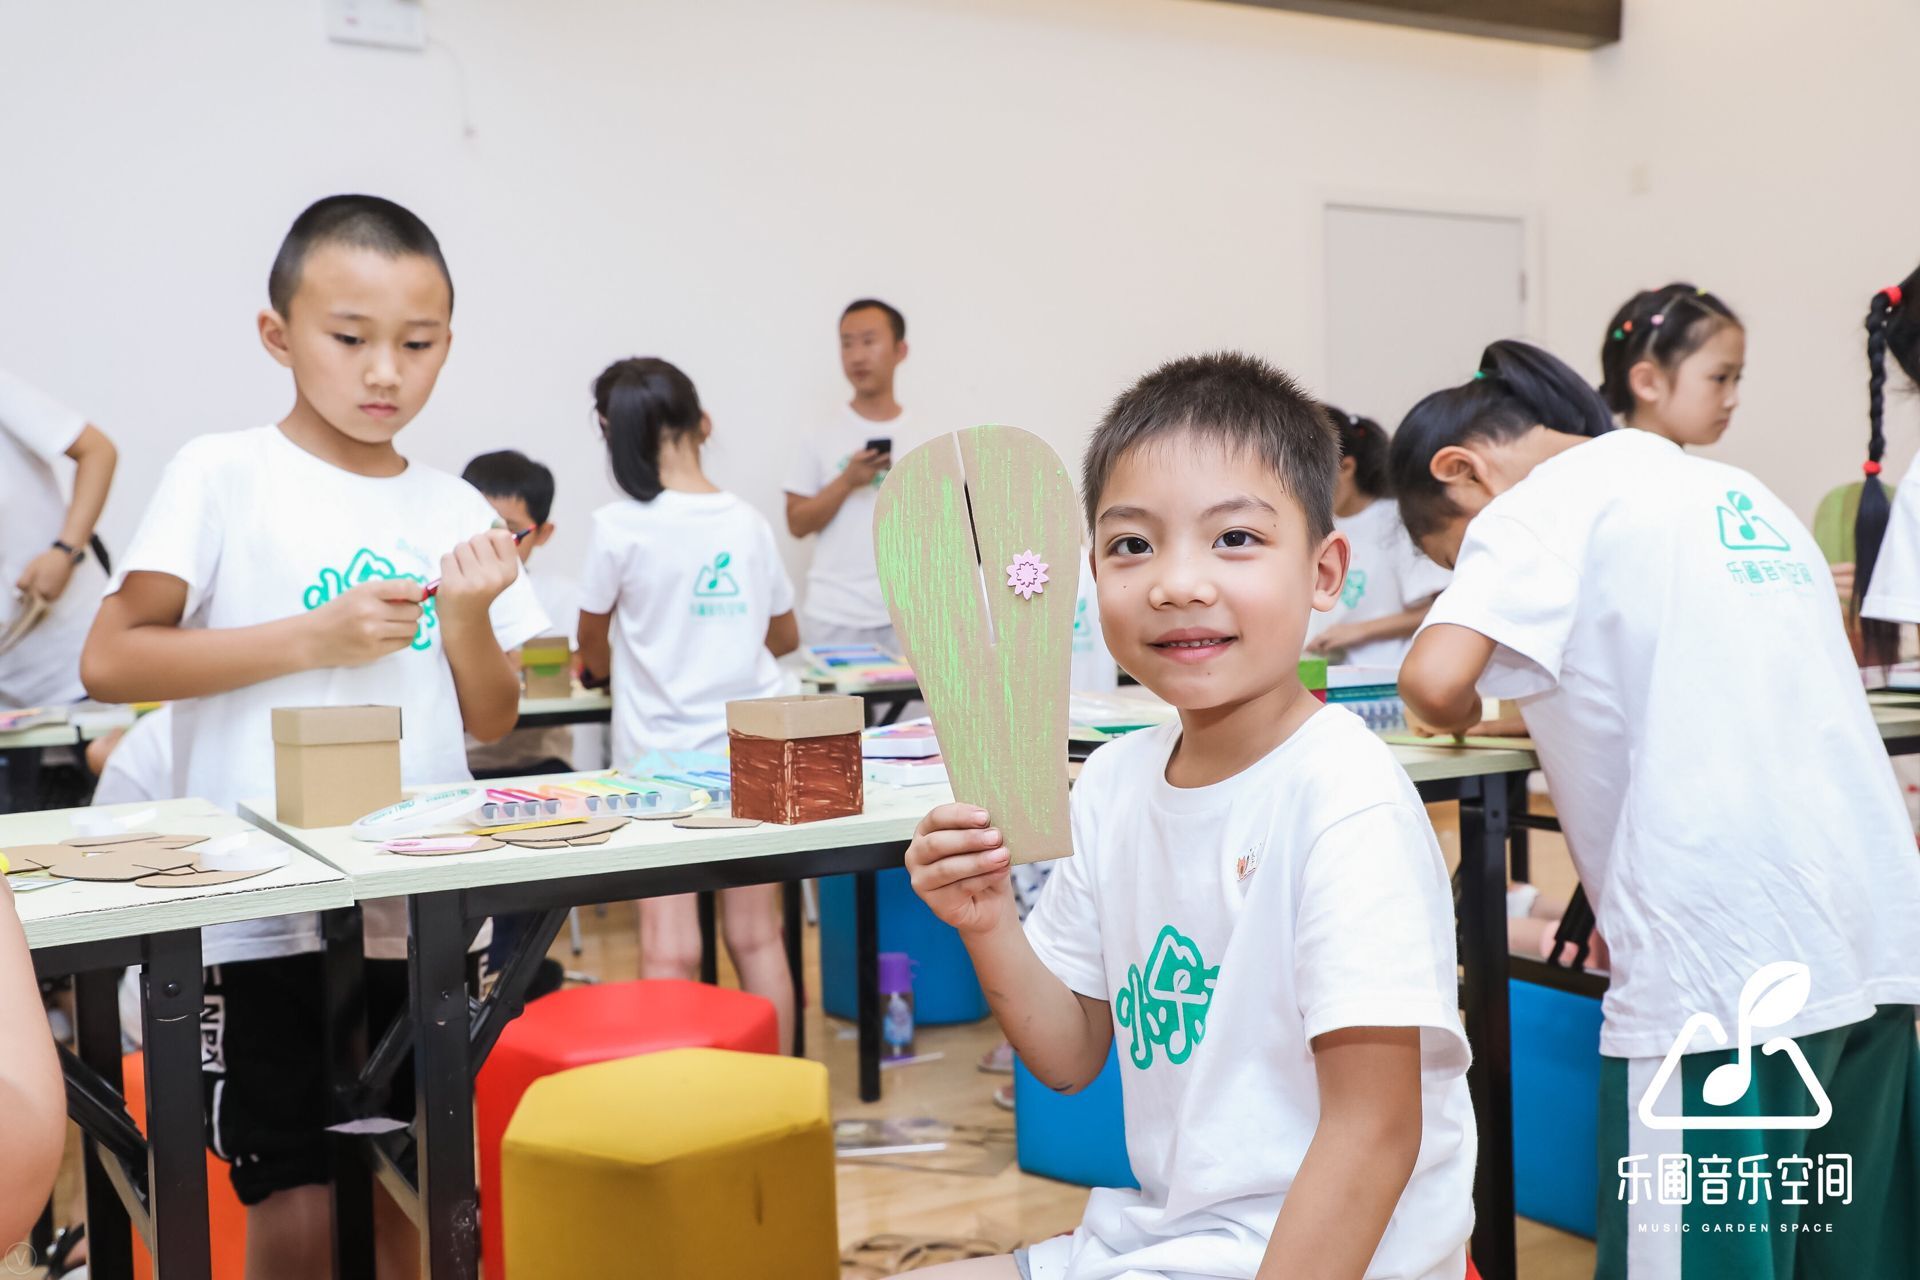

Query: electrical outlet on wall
left=325, top=0, right=426, bottom=51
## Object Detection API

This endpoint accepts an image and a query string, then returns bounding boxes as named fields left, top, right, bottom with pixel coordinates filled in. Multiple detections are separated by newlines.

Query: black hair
left=1852, top=266, right=1920, bottom=664
left=593, top=357, right=703, bottom=504
left=461, top=450, right=556, bottom=527
left=1389, top=339, right=1615, bottom=544
left=1597, top=283, right=1741, bottom=416
left=1083, top=352, right=1337, bottom=540
left=1322, top=402, right=1391, bottom=500
left=267, top=194, right=453, bottom=317
left=841, top=298, right=906, bottom=343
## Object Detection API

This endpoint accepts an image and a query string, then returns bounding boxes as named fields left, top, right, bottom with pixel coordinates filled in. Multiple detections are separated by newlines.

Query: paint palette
left=478, top=773, right=712, bottom=825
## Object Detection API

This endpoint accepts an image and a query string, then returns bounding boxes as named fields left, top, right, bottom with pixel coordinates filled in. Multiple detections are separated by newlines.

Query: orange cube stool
left=123, top=1051, right=247, bottom=1280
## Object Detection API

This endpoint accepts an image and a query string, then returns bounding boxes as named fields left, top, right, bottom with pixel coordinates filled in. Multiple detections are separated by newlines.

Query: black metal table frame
left=30, top=930, right=210, bottom=1280
left=321, top=765, right=1529, bottom=1280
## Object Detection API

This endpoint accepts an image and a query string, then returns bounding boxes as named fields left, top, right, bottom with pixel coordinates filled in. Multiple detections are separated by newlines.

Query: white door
left=1323, top=203, right=1528, bottom=432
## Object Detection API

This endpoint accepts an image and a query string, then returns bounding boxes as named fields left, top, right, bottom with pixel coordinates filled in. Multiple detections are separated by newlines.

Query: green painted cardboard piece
left=873, top=426, right=1079, bottom=864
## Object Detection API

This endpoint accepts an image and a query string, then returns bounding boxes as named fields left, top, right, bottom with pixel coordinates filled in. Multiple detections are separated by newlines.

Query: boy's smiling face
left=260, top=242, right=453, bottom=448
left=1093, top=433, right=1348, bottom=713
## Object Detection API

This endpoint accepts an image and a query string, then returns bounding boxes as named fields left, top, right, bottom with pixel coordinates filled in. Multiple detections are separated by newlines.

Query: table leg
left=1506, top=771, right=1531, bottom=884
left=322, top=908, right=376, bottom=1280
left=855, top=870, right=881, bottom=1103
left=75, top=967, right=134, bottom=1280
left=1459, top=778, right=1516, bottom=1280
left=784, top=881, right=805, bottom=1057
left=410, top=891, right=478, bottom=1279
left=142, top=932, right=211, bottom=1280
left=697, top=891, right=719, bottom=985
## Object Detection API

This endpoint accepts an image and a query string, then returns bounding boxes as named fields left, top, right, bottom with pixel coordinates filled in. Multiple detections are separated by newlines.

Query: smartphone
left=865, top=436, right=893, bottom=456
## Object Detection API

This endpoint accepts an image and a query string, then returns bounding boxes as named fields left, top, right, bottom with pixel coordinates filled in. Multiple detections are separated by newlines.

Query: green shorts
left=1596, top=1004, right=1920, bottom=1279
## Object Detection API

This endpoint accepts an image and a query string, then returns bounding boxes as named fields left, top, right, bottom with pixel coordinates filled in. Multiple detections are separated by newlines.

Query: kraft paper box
left=521, top=635, right=573, bottom=700
left=726, top=696, right=863, bottom=824
left=272, top=705, right=403, bottom=828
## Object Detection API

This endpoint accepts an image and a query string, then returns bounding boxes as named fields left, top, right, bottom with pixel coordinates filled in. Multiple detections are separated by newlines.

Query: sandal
left=895, top=1237, right=1003, bottom=1270
left=842, top=1233, right=914, bottom=1279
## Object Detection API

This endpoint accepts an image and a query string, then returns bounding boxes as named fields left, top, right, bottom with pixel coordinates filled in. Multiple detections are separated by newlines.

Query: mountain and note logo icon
left=1637, top=961, right=1833, bottom=1131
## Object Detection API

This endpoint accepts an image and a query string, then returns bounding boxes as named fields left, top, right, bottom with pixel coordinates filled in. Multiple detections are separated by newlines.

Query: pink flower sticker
left=1006, top=550, right=1050, bottom=600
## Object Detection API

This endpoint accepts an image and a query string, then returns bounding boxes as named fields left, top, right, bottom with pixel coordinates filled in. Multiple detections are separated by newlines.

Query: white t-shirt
left=579, top=490, right=794, bottom=764
left=1862, top=450, right=1920, bottom=623
left=1423, top=428, right=1920, bottom=1059
left=92, top=705, right=176, bottom=806
left=783, top=405, right=920, bottom=629
left=1305, top=497, right=1449, bottom=669
left=1025, top=707, right=1475, bottom=1280
left=0, top=370, right=107, bottom=708
left=1071, top=553, right=1119, bottom=692
left=110, top=426, right=550, bottom=964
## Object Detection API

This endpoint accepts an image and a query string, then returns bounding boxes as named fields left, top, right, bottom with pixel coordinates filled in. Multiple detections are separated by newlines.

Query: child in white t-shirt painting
left=906, top=356, right=1475, bottom=1280
left=82, top=195, right=548, bottom=1279
left=577, top=357, right=801, bottom=1052
left=1396, top=339, right=1920, bottom=1280
left=1303, top=403, right=1449, bottom=669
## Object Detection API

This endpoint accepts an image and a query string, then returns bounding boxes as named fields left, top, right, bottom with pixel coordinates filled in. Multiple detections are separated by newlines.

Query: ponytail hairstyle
left=1322, top=402, right=1392, bottom=499
left=1853, top=265, right=1920, bottom=664
left=1389, top=339, right=1614, bottom=545
left=1597, top=283, right=1742, bottom=416
left=592, top=357, right=703, bottom=503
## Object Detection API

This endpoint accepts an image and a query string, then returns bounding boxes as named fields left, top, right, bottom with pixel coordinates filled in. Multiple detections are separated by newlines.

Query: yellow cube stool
left=501, top=1047, right=837, bottom=1279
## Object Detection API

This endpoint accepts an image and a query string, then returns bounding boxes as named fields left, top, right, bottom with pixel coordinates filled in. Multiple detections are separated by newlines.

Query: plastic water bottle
left=879, top=951, right=915, bottom=1060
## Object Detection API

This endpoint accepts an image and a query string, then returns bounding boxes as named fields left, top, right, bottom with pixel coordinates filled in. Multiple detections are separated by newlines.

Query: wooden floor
left=39, top=795, right=1599, bottom=1278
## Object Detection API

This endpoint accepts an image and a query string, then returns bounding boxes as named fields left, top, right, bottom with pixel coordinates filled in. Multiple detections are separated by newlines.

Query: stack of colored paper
left=804, top=644, right=915, bottom=687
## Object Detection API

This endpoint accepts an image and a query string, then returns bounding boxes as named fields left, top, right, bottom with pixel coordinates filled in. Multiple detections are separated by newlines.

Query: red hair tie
left=1882, top=285, right=1904, bottom=308
left=1865, top=460, right=1884, bottom=476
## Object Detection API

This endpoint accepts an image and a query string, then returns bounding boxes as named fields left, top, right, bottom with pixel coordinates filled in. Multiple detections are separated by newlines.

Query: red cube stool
left=477, top=979, right=780, bottom=1279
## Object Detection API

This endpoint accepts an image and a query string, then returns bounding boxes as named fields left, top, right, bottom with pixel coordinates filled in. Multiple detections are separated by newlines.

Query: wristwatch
left=51, top=539, right=85, bottom=564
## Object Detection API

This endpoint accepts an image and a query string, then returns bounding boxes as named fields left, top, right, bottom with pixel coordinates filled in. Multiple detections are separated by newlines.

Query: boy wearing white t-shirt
left=1396, top=340, right=1920, bottom=1280
left=906, top=356, right=1475, bottom=1280
left=82, top=196, right=548, bottom=1280
left=0, top=370, right=118, bottom=710
left=784, top=298, right=917, bottom=652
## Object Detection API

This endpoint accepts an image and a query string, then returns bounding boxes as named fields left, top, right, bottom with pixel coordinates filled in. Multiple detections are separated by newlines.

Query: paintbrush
left=421, top=525, right=535, bottom=599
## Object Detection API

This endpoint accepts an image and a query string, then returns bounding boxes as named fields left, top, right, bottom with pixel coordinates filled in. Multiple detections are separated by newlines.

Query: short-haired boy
left=83, top=194, right=549, bottom=1279
left=906, top=353, right=1475, bottom=1279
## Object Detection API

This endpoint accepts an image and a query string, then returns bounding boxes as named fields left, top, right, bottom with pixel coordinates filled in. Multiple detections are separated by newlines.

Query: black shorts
left=200, top=953, right=413, bottom=1206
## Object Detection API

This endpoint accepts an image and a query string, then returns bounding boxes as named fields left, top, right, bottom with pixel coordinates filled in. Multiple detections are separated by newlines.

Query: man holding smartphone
left=784, top=297, right=917, bottom=650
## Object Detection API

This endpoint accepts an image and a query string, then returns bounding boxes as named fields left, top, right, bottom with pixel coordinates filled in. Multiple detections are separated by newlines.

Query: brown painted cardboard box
left=726, top=695, right=863, bottom=825
left=272, top=705, right=403, bottom=828
left=521, top=636, right=573, bottom=700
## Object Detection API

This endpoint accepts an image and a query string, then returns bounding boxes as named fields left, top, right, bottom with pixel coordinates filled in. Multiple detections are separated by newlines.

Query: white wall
left=0, top=0, right=1545, bottom=595
left=1533, top=0, right=1920, bottom=520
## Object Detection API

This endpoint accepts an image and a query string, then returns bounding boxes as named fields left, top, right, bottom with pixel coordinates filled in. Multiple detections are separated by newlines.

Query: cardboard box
left=726, top=696, right=864, bottom=824
left=272, top=705, right=403, bottom=828
left=521, top=636, right=574, bottom=700
left=725, top=695, right=864, bottom=742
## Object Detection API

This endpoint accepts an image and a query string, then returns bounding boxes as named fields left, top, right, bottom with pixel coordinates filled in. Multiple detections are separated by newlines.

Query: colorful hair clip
left=1882, top=285, right=1905, bottom=308
left=1865, top=460, right=1884, bottom=476
left=1650, top=313, right=1665, bottom=327
left=1472, top=369, right=1487, bottom=380
left=1611, top=328, right=1626, bottom=341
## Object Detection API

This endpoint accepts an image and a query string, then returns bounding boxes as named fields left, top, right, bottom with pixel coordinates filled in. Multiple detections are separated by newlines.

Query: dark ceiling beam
left=1204, top=0, right=1622, bottom=49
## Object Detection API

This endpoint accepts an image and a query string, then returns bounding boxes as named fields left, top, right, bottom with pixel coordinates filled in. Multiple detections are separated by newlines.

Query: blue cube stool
left=819, top=870, right=988, bottom=1025
left=1511, top=978, right=1603, bottom=1239
left=1014, top=1040, right=1137, bottom=1189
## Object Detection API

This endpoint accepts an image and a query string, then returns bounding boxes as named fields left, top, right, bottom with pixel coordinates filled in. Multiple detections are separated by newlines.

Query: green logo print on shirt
left=1715, top=490, right=1792, bottom=552
left=691, top=552, right=748, bottom=619
left=302, top=548, right=436, bottom=651
left=1340, top=569, right=1368, bottom=609
left=1115, top=925, right=1219, bottom=1070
